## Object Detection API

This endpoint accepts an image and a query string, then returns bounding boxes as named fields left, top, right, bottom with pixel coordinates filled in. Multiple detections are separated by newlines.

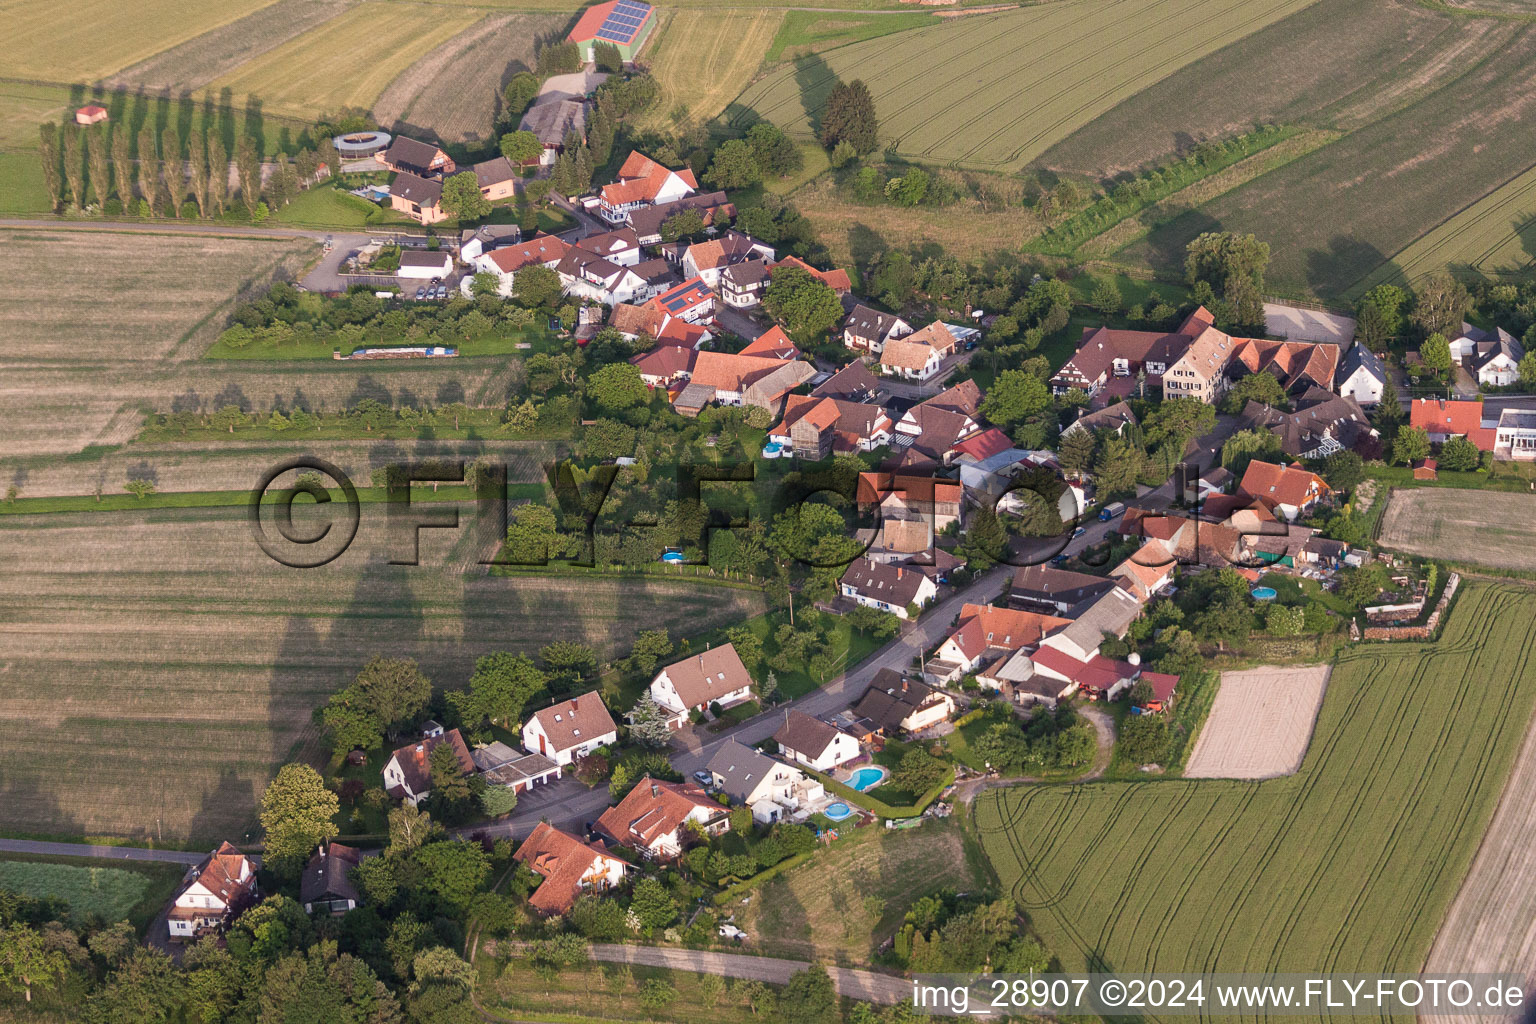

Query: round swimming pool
left=1251, top=586, right=1278, bottom=601
left=848, top=766, right=888, bottom=791
left=823, top=802, right=853, bottom=821
left=661, top=552, right=685, bottom=564
left=761, top=441, right=784, bottom=459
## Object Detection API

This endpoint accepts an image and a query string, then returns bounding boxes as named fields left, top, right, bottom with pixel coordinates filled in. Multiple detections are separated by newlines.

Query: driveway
left=450, top=775, right=613, bottom=842
left=588, top=944, right=909, bottom=1005
left=714, top=305, right=769, bottom=342
left=535, top=70, right=608, bottom=105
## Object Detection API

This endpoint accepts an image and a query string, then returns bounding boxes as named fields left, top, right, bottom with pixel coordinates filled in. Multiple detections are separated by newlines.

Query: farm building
left=75, top=105, right=108, bottom=125
left=333, top=130, right=391, bottom=159
left=568, top=0, right=655, bottom=62
left=397, top=250, right=452, bottom=280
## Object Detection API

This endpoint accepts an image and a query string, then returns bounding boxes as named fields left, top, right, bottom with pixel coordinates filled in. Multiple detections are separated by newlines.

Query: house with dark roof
left=706, top=740, right=823, bottom=824
left=519, top=99, right=587, bottom=166
left=377, top=136, right=454, bottom=178
left=471, top=741, right=562, bottom=793
left=629, top=191, right=733, bottom=245
left=514, top=821, right=629, bottom=914
left=594, top=776, right=729, bottom=859
left=849, top=669, right=956, bottom=736
left=682, top=231, right=774, bottom=292
left=522, top=692, right=618, bottom=765
left=813, top=360, right=880, bottom=403
left=1010, top=563, right=1123, bottom=616
left=1450, top=322, right=1525, bottom=386
left=300, top=843, right=362, bottom=916
left=773, top=710, right=861, bottom=772
left=648, top=644, right=755, bottom=730
left=471, top=157, right=518, bottom=201
left=891, top=392, right=980, bottom=463
left=1060, top=401, right=1138, bottom=440
left=1336, top=343, right=1388, bottom=407
left=389, top=172, right=447, bottom=225
left=769, top=394, right=892, bottom=459
left=839, top=557, right=938, bottom=619
left=168, top=842, right=258, bottom=940
left=1240, top=387, right=1377, bottom=459
left=383, top=728, right=475, bottom=805
left=843, top=304, right=913, bottom=356
left=631, top=343, right=697, bottom=386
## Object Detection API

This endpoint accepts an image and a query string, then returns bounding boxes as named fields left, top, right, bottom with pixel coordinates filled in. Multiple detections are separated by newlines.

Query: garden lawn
left=0, top=856, right=184, bottom=930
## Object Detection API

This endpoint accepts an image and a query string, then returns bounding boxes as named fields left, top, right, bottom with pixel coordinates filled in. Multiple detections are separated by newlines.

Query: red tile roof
left=514, top=821, right=622, bottom=915
left=595, top=776, right=721, bottom=852
left=601, top=152, right=697, bottom=207
left=528, top=693, right=617, bottom=754
left=946, top=603, right=1072, bottom=662
left=739, top=326, right=800, bottom=359
left=949, top=428, right=1012, bottom=462
left=772, top=254, right=851, bottom=293
left=1409, top=398, right=1496, bottom=449
left=1237, top=461, right=1330, bottom=510
left=386, top=729, right=474, bottom=799
left=485, top=234, right=571, bottom=273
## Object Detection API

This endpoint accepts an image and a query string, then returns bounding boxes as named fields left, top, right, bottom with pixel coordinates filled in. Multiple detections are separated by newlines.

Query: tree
left=124, top=478, right=156, bottom=499
left=1119, top=714, right=1169, bottom=765
left=388, top=802, right=437, bottom=854
left=353, top=655, right=433, bottom=738
left=1184, top=231, right=1270, bottom=327
left=1219, top=428, right=1282, bottom=476
left=960, top=503, right=1007, bottom=569
left=1410, top=273, right=1470, bottom=337
left=412, top=839, right=490, bottom=912
left=427, top=742, right=473, bottom=807
left=762, top=265, right=844, bottom=342
left=1323, top=450, right=1366, bottom=491
left=628, top=877, right=677, bottom=930
left=778, top=965, right=838, bottom=1024
left=1338, top=562, right=1389, bottom=610
left=514, top=265, right=563, bottom=309
left=1265, top=604, right=1305, bottom=637
left=588, top=101, right=615, bottom=166
left=819, top=80, right=879, bottom=154
left=1093, top=433, right=1142, bottom=498
left=587, top=362, right=649, bottom=411
left=111, top=125, right=133, bottom=210
left=627, top=692, right=673, bottom=749
left=1058, top=427, right=1097, bottom=478
left=440, top=170, right=491, bottom=221
left=540, top=640, right=596, bottom=682
left=1392, top=425, right=1431, bottom=465
left=499, top=130, right=542, bottom=166
left=260, top=763, right=339, bottom=862
left=235, top=134, right=261, bottom=217
left=187, top=129, right=209, bottom=217
left=1439, top=434, right=1481, bottom=471
left=1356, top=284, right=1406, bottom=349
left=1419, top=332, right=1454, bottom=376
left=630, top=628, right=674, bottom=675
left=659, top=207, right=706, bottom=243
left=137, top=125, right=161, bottom=215
left=206, top=134, right=228, bottom=216
left=1375, top=374, right=1403, bottom=431
left=638, top=977, right=677, bottom=1013
left=592, top=39, right=624, bottom=72
left=61, top=123, right=85, bottom=210
left=37, top=123, right=62, bottom=211
left=1220, top=370, right=1287, bottom=414
left=161, top=127, right=186, bottom=215
left=1521, top=351, right=1536, bottom=389
left=504, top=72, right=541, bottom=118
left=86, top=124, right=110, bottom=206
left=0, top=924, right=67, bottom=1003
left=451, top=652, right=546, bottom=729
left=746, top=121, right=801, bottom=177
left=979, top=369, right=1049, bottom=429
left=894, top=748, right=947, bottom=795
left=705, top=139, right=760, bottom=190
left=1090, top=278, right=1122, bottom=315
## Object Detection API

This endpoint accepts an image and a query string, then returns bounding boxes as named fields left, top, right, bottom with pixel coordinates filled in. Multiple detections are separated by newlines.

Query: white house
left=398, top=250, right=452, bottom=280
left=522, top=692, right=618, bottom=766
left=838, top=557, right=938, bottom=619
left=168, top=842, right=257, bottom=939
left=773, top=710, right=862, bottom=772
left=472, top=234, right=572, bottom=295
left=681, top=232, right=775, bottom=291
left=649, top=644, right=755, bottom=730
left=597, top=152, right=698, bottom=225
left=594, top=776, right=730, bottom=860
left=1450, top=322, right=1525, bottom=386
left=382, top=727, right=476, bottom=805
left=706, top=739, right=824, bottom=824
left=514, top=821, right=630, bottom=915
left=1335, top=343, right=1387, bottom=407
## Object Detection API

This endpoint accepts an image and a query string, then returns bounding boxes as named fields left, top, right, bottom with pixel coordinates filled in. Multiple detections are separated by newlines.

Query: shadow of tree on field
left=1304, top=235, right=1386, bottom=300
left=847, top=222, right=888, bottom=282
left=794, top=53, right=839, bottom=143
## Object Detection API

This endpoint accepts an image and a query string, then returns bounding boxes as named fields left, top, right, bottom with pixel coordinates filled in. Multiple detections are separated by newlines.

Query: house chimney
left=896, top=567, right=904, bottom=579
left=650, top=781, right=659, bottom=798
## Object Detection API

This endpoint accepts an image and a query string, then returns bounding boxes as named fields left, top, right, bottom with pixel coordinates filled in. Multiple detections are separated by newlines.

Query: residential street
left=0, top=837, right=207, bottom=865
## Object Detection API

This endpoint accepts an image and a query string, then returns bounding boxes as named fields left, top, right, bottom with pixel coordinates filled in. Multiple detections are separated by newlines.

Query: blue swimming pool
left=661, top=552, right=685, bottom=564
left=823, top=802, right=853, bottom=821
left=1251, top=586, right=1278, bottom=601
left=848, top=766, right=887, bottom=791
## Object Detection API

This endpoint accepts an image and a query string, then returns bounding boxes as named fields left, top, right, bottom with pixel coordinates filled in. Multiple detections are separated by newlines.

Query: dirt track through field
left=1185, top=664, right=1330, bottom=779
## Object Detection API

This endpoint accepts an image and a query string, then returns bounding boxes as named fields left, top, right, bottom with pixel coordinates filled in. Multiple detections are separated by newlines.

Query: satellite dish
left=1128, top=652, right=1142, bottom=667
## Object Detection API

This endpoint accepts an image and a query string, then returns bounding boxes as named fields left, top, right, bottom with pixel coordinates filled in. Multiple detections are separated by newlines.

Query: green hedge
left=807, top=766, right=954, bottom=820
left=1366, top=466, right=1530, bottom=492
left=710, top=851, right=815, bottom=906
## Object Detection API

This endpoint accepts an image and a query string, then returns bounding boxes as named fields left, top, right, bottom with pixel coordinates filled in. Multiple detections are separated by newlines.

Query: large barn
left=567, top=0, right=655, bottom=62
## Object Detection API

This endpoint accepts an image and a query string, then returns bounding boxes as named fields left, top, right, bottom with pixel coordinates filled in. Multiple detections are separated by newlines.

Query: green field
left=0, top=860, right=154, bottom=926
left=729, top=0, right=1321, bottom=170
left=636, top=8, right=784, bottom=131
left=975, top=582, right=1536, bottom=975
left=764, top=9, right=940, bottom=61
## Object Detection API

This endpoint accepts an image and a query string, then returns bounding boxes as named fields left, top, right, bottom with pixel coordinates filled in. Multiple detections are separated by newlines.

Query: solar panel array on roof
left=595, top=0, right=650, bottom=42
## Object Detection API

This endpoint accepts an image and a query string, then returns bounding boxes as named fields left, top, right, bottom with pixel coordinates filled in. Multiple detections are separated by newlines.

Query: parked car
left=435, top=284, right=447, bottom=299
left=964, top=339, right=979, bottom=351
left=1073, top=526, right=1087, bottom=538
left=414, top=287, right=425, bottom=300
left=692, top=770, right=712, bottom=785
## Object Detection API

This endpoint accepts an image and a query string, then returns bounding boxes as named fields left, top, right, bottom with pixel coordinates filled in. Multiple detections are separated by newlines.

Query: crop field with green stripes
left=975, top=583, right=1536, bottom=975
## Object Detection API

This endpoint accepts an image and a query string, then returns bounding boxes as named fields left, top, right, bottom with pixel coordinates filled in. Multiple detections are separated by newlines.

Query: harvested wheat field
left=1185, top=664, right=1330, bottom=779
left=638, top=9, right=782, bottom=131
left=1, top=0, right=278, bottom=82
left=373, top=12, right=566, bottom=143
left=207, top=2, right=481, bottom=120
left=105, top=0, right=354, bottom=93
left=1377, top=488, right=1536, bottom=572
left=0, top=507, right=765, bottom=842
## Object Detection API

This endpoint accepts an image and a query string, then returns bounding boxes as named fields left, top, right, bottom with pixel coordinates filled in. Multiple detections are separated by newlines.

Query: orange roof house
left=739, top=326, right=800, bottom=359
left=382, top=728, right=475, bottom=805
left=594, top=776, right=729, bottom=859
left=771, top=254, right=852, bottom=293
left=1236, top=461, right=1330, bottom=520
left=75, top=105, right=108, bottom=125
left=935, top=603, right=1073, bottom=671
left=598, top=152, right=696, bottom=221
left=514, top=822, right=629, bottom=915
left=1409, top=398, right=1496, bottom=449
